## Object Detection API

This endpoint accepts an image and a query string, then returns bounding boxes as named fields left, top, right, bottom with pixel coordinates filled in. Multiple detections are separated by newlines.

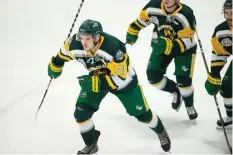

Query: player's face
left=224, top=8, right=232, bottom=26
left=163, top=0, right=177, bottom=8
left=79, top=35, right=95, bottom=51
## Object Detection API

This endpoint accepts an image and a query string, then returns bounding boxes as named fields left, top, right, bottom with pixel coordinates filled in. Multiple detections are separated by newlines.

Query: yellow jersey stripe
left=128, top=27, right=139, bottom=35
left=208, top=75, right=221, bottom=85
left=50, top=61, right=63, bottom=72
left=211, top=36, right=230, bottom=55
left=177, top=27, right=194, bottom=38
left=134, top=20, right=145, bottom=29
left=139, top=10, right=149, bottom=21
left=175, top=39, right=185, bottom=53
left=58, top=51, right=72, bottom=61
left=211, top=61, right=226, bottom=67
left=105, top=76, right=117, bottom=90
left=138, top=83, right=149, bottom=111
left=92, top=76, right=99, bottom=93
left=189, top=54, right=196, bottom=78
left=164, top=38, right=172, bottom=55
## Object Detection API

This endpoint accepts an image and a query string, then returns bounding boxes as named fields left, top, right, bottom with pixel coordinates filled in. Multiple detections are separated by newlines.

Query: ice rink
left=0, top=0, right=232, bottom=154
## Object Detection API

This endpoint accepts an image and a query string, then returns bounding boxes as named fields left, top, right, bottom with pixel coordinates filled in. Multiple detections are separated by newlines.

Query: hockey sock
left=182, top=92, right=194, bottom=107
left=161, top=77, right=177, bottom=93
left=152, top=76, right=176, bottom=93
left=80, top=126, right=97, bottom=145
left=224, top=98, right=232, bottom=117
left=148, top=116, right=165, bottom=133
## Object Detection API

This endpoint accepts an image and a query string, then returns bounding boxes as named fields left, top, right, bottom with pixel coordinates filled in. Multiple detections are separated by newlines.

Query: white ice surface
left=0, top=0, right=232, bottom=154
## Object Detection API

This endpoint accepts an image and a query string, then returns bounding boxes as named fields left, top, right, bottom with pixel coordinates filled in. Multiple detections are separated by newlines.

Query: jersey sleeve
left=53, top=36, right=75, bottom=66
left=169, top=10, right=196, bottom=56
left=210, top=27, right=230, bottom=77
left=100, top=42, right=136, bottom=92
left=127, top=1, right=155, bottom=36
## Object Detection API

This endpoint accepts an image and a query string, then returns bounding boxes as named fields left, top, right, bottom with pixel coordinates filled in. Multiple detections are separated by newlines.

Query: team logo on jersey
left=87, top=57, right=96, bottom=65
left=136, top=105, right=143, bottom=111
left=116, top=50, right=124, bottom=60
left=93, top=69, right=108, bottom=76
left=88, top=64, right=107, bottom=72
left=80, top=92, right=87, bottom=98
left=149, top=16, right=159, bottom=25
left=182, top=66, right=189, bottom=72
left=164, top=28, right=176, bottom=40
left=158, top=25, right=176, bottom=40
left=94, top=55, right=100, bottom=62
left=221, top=38, right=232, bottom=47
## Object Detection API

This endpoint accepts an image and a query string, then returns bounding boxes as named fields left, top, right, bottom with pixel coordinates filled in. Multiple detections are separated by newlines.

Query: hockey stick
left=195, top=28, right=232, bottom=154
left=34, top=0, right=86, bottom=124
left=67, top=0, right=85, bottom=38
left=35, top=78, right=53, bottom=124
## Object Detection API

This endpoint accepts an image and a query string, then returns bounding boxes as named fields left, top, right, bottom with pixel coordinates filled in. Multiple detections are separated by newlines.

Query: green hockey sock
left=150, top=116, right=164, bottom=133
left=183, top=93, right=194, bottom=107
left=81, top=127, right=96, bottom=145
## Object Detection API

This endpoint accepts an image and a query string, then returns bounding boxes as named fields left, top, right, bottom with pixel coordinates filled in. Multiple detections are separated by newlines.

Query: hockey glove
left=78, top=75, right=101, bottom=93
left=126, top=26, right=139, bottom=45
left=48, top=56, right=64, bottom=79
left=126, top=31, right=138, bottom=45
left=152, top=37, right=172, bottom=55
left=205, top=74, right=221, bottom=95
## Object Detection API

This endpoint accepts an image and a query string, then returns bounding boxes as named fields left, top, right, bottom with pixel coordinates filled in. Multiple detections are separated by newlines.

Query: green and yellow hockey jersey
left=52, top=32, right=138, bottom=92
left=128, top=0, right=197, bottom=55
left=210, top=20, right=232, bottom=77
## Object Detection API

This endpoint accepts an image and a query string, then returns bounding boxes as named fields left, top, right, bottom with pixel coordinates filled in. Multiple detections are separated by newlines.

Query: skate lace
left=186, top=106, right=195, bottom=115
left=158, top=131, right=169, bottom=146
left=80, top=144, right=95, bottom=153
left=223, top=117, right=232, bottom=123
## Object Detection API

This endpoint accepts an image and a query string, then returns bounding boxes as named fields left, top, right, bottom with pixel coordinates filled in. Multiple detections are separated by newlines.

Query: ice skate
left=157, top=128, right=171, bottom=152
left=216, top=117, right=232, bottom=130
left=172, top=87, right=183, bottom=112
left=186, top=106, right=198, bottom=120
left=77, top=130, right=100, bottom=154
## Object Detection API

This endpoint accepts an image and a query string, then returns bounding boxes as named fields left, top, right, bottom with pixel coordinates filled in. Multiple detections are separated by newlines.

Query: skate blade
left=189, top=119, right=197, bottom=124
left=216, top=125, right=232, bottom=130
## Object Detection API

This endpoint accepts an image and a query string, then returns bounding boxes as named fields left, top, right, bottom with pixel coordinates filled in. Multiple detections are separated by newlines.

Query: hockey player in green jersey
left=205, top=0, right=232, bottom=129
left=48, top=19, right=171, bottom=154
left=126, top=0, right=198, bottom=120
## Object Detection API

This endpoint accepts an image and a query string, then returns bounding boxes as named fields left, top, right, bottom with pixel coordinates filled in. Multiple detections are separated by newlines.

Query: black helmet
left=78, top=19, right=103, bottom=37
left=223, top=0, right=232, bottom=9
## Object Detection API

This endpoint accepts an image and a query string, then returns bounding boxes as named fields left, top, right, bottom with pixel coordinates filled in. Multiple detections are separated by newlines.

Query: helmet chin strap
left=167, top=1, right=179, bottom=9
left=90, top=36, right=101, bottom=51
left=94, top=37, right=101, bottom=46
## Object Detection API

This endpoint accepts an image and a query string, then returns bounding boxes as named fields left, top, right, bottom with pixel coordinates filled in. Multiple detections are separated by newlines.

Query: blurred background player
left=205, top=0, right=232, bottom=129
left=48, top=19, right=171, bottom=154
left=126, top=0, right=198, bottom=120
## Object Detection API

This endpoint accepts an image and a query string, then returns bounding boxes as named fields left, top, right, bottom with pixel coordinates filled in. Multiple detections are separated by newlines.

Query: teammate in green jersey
left=205, top=0, right=232, bottom=129
left=126, top=0, right=198, bottom=120
left=48, top=19, right=171, bottom=154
